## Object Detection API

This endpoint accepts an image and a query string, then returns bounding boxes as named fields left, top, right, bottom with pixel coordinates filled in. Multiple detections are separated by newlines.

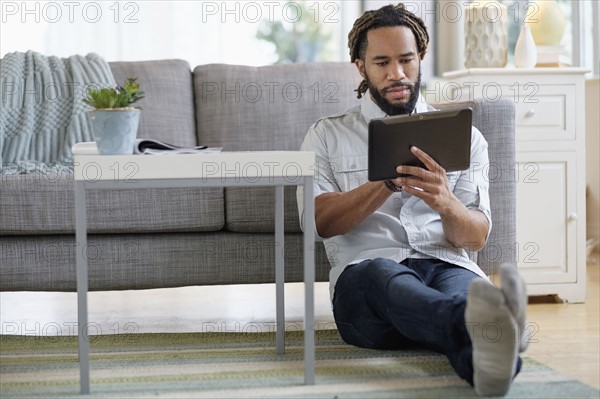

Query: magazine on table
left=133, top=138, right=222, bottom=155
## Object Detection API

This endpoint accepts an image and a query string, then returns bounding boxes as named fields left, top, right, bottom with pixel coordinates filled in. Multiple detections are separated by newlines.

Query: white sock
left=499, top=263, right=529, bottom=352
left=466, top=279, right=519, bottom=397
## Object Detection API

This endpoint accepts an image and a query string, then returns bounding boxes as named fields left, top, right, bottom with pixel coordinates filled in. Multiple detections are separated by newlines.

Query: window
left=431, top=0, right=598, bottom=75
left=0, top=1, right=358, bottom=66
left=503, top=0, right=573, bottom=64
left=578, top=0, right=599, bottom=74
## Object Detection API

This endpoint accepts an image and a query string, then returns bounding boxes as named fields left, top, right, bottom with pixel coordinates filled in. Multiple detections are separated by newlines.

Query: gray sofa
left=0, top=60, right=516, bottom=291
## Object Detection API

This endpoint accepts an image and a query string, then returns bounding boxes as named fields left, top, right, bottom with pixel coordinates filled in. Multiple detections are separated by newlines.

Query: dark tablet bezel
left=368, top=108, right=473, bottom=181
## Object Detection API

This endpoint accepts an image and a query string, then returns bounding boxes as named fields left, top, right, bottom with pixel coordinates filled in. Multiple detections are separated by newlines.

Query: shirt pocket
left=330, top=155, right=368, bottom=192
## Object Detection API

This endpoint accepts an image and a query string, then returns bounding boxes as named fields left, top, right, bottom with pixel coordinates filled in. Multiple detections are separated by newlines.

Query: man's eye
left=401, top=59, right=414, bottom=63
left=375, top=61, right=388, bottom=66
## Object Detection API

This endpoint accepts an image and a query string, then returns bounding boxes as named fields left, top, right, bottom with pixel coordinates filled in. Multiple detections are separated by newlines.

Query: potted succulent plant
left=83, top=78, right=145, bottom=155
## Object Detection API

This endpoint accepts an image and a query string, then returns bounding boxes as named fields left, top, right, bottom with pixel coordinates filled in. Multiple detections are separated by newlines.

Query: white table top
left=72, top=142, right=315, bottom=182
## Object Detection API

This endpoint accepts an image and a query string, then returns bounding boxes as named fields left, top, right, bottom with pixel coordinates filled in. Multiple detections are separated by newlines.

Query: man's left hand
left=393, top=146, right=489, bottom=250
left=392, top=146, right=454, bottom=214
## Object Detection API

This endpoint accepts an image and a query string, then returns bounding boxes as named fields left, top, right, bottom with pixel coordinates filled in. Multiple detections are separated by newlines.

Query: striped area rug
left=1, top=330, right=598, bottom=398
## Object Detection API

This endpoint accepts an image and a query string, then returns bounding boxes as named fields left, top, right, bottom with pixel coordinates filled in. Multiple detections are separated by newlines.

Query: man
left=297, top=3, right=528, bottom=396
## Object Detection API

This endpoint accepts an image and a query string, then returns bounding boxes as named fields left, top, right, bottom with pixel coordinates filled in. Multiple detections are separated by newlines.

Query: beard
left=366, top=68, right=422, bottom=116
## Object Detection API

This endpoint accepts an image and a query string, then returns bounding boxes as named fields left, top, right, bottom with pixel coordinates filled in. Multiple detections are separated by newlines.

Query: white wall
left=586, top=77, right=600, bottom=252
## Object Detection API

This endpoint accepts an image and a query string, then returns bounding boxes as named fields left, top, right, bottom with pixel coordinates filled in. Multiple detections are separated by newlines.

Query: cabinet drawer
left=512, top=85, right=575, bottom=142
left=452, top=83, right=576, bottom=142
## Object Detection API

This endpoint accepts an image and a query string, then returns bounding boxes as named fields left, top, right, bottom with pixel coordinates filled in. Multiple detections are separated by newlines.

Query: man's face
left=355, top=26, right=422, bottom=116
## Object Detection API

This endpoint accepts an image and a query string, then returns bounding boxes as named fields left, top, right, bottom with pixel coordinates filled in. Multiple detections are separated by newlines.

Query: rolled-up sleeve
left=296, top=121, right=338, bottom=236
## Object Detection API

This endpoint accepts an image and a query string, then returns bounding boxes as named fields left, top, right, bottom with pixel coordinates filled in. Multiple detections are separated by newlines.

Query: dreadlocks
left=348, top=3, right=429, bottom=98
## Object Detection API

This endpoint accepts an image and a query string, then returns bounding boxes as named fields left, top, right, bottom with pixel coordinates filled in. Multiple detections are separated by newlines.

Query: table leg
left=303, top=177, right=315, bottom=385
left=275, top=186, right=285, bottom=355
left=75, top=182, right=90, bottom=394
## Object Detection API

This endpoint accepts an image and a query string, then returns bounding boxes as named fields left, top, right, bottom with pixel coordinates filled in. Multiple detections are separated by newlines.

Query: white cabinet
left=443, top=68, right=589, bottom=302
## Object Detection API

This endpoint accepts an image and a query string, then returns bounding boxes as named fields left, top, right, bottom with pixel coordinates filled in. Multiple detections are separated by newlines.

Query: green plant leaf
left=83, top=78, right=145, bottom=109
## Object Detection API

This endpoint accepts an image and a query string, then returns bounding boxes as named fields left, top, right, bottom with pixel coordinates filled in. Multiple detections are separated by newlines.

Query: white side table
left=72, top=142, right=316, bottom=394
left=443, top=67, right=589, bottom=303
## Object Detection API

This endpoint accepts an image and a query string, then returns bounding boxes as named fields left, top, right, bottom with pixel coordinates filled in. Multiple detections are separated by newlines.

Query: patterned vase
left=514, top=24, right=538, bottom=68
left=464, top=0, right=508, bottom=68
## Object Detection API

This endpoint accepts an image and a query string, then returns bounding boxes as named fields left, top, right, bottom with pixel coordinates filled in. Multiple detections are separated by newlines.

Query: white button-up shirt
left=297, top=92, right=492, bottom=300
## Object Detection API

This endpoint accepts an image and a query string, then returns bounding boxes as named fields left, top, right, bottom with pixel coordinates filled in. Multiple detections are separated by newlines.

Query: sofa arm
left=435, top=98, right=517, bottom=276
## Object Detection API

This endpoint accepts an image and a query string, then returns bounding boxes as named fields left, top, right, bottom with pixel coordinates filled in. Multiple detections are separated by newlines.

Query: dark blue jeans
left=332, top=257, right=521, bottom=385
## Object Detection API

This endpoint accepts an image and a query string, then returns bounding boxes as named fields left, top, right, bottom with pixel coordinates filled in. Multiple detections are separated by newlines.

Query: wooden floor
left=524, top=257, right=599, bottom=389
left=1, top=257, right=598, bottom=390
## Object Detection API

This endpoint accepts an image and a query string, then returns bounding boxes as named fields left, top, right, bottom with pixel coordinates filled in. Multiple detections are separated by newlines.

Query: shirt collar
left=360, top=90, right=429, bottom=124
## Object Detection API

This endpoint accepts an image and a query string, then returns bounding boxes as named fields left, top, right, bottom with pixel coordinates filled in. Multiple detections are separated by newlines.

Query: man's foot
left=466, top=279, right=519, bottom=396
left=499, top=263, right=529, bottom=352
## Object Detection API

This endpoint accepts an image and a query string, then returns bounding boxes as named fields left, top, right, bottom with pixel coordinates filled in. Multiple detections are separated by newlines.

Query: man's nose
left=387, top=64, right=407, bottom=81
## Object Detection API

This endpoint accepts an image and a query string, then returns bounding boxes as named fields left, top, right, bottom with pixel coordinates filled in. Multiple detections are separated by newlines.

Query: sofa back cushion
left=1, top=59, right=221, bottom=236
left=109, top=59, right=197, bottom=147
left=194, top=63, right=361, bottom=233
left=193, top=62, right=361, bottom=149
left=436, top=98, right=517, bottom=276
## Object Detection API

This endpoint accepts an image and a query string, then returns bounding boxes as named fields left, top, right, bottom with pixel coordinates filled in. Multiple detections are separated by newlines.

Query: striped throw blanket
left=0, top=51, right=114, bottom=174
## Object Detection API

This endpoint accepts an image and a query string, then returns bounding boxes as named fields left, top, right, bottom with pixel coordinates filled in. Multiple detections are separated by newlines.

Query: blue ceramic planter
left=87, top=109, right=141, bottom=155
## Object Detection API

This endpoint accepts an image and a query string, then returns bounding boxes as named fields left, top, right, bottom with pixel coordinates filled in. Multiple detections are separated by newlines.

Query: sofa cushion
left=0, top=233, right=330, bottom=291
left=193, top=62, right=361, bottom=232
left=193, top=62, right=361, bottom=150
left=109, top=59, right=197, bottom=147
left=225, top=186, right=301, bottom=233
left=0, top=173, right=224, bottom=234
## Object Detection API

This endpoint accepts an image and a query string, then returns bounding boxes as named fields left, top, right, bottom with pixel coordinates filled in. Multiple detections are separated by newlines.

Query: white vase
left=464, top=0, right=508, bottom=68
left=514, top=25, right=537, bottom=68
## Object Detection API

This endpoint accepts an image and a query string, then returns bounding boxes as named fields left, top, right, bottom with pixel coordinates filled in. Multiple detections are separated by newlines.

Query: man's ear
left=355, top=59, right=366, bottom=79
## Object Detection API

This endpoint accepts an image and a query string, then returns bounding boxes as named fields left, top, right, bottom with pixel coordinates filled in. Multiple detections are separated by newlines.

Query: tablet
left=368, top=108, right=472, bottom=181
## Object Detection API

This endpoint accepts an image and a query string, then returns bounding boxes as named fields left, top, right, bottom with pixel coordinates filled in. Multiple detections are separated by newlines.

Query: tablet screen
left=368, top=108, right=472, bottom=181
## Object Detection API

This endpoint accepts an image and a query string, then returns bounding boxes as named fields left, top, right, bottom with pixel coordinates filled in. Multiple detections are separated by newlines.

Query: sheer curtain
left=0, top=0, right=353, bottom=66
